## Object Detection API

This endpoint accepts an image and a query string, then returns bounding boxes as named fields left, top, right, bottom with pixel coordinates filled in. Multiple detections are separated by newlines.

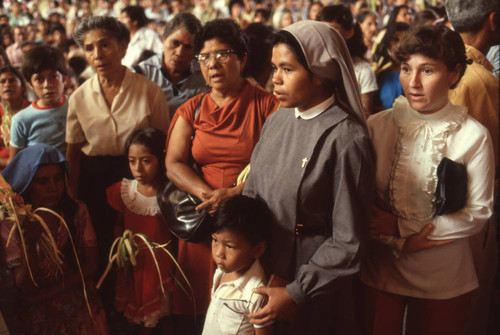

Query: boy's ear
left=27, top=80, right=34, bottom=90
left=252, top=241, right=267, bottom=259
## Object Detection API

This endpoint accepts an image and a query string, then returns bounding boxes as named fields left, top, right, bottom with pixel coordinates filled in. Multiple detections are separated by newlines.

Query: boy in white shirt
left=203, top=195, right=273, bottom=335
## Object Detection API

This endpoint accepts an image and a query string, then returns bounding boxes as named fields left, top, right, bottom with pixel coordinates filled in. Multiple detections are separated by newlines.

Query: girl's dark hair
left=395, top=24, right=467, bottom=89
left=387, top=5, right=410, bottom=27
left=347, top=23, right=368, bottom=60
left=125, top=127, right=167, bottom=181
left=372, top=21, right=410, bottom=68
left=272, top=30, right=310, bottom=74
left=0, top=65, right=25, bottom=93
left=212, top=195, right=272, bottom=245
left=193, top=19, right=248, bottom=59
left=242, top=22, right=274, bottom=78
left=356, top=9, right=377, bottom=24
left=21, top=45, right=67, bottom=83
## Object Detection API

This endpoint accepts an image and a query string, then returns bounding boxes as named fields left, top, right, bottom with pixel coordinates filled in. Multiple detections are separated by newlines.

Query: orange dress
left=169, top=81, right=279, bottom=315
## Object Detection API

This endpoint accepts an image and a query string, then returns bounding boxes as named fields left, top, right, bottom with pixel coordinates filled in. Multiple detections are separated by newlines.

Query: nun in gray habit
left=243, top=21, right=376, bottom=334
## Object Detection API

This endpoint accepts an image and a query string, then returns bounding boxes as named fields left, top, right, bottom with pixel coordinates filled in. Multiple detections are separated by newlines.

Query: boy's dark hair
left=68, top=55, right=87, bottom=77
left=213, top=195, right=271, bottom=246
left=121, top=5, right=148, bottom=29
left=255, top=8, right=271, bottom=22
left=125, top=127, right=167, bottom=180
left=395, top=24, right=467, bottom=89
left=21, top=45, right=67, bottom=83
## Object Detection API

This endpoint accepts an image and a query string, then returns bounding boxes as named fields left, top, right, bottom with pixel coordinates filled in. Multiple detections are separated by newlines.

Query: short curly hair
left=395, top=24, right=467, bottom=89
left=73, top=16, right=130, bottom=48
left=193, top=19, right=248, bottom=59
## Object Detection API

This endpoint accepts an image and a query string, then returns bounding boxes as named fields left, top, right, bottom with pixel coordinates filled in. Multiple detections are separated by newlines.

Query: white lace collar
left=389, top=97, right=467, bottom=221
left=120, top=178, right=160, bottom=216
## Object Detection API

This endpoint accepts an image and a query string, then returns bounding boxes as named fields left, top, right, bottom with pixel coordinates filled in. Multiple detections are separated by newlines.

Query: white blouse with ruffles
left=360, top=97, right=495, bottom=299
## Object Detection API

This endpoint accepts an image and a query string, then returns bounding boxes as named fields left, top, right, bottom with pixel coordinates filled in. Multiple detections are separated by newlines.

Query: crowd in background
left=0, top=0, right=497, bottom=334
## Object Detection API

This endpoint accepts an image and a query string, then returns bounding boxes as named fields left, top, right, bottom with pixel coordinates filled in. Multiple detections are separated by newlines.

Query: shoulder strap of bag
left=192, top=91, right=209, bottom=139
left=194, top=91, right=209, bottom=121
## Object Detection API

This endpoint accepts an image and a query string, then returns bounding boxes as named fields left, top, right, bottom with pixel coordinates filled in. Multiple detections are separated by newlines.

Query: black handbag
left=435, top=157, right=467, bottom=216
left=157, top=91, right=213, bottom=243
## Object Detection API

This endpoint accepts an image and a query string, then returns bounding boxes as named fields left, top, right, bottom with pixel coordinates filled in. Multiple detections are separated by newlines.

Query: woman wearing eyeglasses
left=165, top=18, right=279, bottom=332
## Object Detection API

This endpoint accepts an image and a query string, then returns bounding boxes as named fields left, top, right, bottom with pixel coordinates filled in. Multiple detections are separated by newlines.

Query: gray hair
left=445, top=0, right=499, bottom=33
left=73, top=16, right=130, bottom=48
left=163, top=12, right=202, bottom=39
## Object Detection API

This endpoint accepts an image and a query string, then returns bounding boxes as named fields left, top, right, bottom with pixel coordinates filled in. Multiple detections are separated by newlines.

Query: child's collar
left=32, top=95, right=67, bottom=110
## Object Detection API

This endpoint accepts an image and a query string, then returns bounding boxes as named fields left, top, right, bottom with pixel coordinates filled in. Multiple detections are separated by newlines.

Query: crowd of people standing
left=0, top=0, right=498, bottom=334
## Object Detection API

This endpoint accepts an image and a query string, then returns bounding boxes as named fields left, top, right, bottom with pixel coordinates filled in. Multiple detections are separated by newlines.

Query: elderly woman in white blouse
left=65, top=16, right=169, bottom=310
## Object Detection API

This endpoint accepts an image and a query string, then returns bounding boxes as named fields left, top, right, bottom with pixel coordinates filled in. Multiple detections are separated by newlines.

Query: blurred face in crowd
left=171, top=0, right=184, bottom=13
left=13, top=27, right=25, bottom=45
left=231, top=2, right=243, bottom=18
left=400, top=54, right=459, bottom=114
left=163, top=28, right=194, bottom=78
left=281, top=11, right=294, bottom=28
left=26, top=24, right=37, bottom=41
left=359, top=14, right=378, bottom=42
left=0, top=71, right=23, bottom=104
left=396, top=7, right=412, bottom=24
left=308, top=3, right=323, bottom=20
left=253, top=11, right=267, bottom=23
left=197, top=0, right=211, bottom=10
left=119, top=11, right=137, bottom=33
left=2, top=33, right=12, bottom=47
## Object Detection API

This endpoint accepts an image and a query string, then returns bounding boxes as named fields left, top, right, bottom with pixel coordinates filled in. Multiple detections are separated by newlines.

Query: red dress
left=168, top=81, right=279, bottom=315
left=107, top=179, right=174, bottom=327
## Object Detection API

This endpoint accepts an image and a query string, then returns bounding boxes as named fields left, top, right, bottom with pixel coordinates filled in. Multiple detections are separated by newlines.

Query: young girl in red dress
left=106, top=128, right=174, bottom=333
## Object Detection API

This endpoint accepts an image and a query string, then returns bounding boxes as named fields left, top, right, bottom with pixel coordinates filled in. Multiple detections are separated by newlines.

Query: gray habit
left=243, top=104, right=375, bottom=334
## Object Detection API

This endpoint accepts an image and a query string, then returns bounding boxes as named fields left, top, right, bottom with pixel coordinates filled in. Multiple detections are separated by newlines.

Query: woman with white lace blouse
left=359, top=25, right=495, bottom=334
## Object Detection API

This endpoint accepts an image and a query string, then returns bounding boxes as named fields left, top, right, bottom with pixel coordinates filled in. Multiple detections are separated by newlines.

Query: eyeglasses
left=195, top=49, right=237, bottom=65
